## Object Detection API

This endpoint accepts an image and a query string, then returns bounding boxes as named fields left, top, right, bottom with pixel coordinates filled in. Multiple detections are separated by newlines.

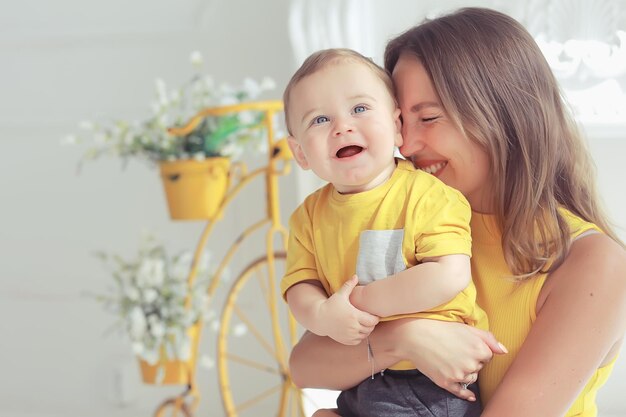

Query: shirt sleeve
left=411, top=180, right=472, bottom=261
left=281, top=202, right=319, bottom=299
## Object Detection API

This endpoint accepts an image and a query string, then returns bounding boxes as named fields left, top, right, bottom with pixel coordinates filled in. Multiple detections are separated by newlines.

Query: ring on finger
left=460, top=373, right=477, bottom=390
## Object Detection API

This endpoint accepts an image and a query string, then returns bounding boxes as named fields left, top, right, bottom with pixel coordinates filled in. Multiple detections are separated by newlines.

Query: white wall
left=1, top=1, right=297, bottom=416
left=1, top=1, right=625, bottom=416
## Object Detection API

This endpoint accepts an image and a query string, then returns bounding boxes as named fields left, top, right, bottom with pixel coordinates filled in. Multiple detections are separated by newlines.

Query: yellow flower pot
left=139, top=322, right=202, bottom=385
left=159, top=158, right=230, bottom=220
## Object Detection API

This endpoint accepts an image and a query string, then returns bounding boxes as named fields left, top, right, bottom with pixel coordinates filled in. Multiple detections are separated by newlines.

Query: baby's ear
left=287, top=136, right=310, bottom=170
left=393, top=108, right=403, bottom=147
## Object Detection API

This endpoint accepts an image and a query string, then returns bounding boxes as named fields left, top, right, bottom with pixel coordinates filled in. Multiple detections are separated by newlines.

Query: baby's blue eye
left=353, top=105, right=367, bottom=113
left=313, top=115, right=330, bottom=124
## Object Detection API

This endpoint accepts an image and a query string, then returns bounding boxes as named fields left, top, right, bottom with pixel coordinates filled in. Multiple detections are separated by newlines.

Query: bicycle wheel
left=154, top=398, right=192, bottom=417
left=217, top=252, right=306, bottom=417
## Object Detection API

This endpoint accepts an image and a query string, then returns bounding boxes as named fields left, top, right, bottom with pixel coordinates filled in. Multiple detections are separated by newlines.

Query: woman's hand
left=289, top=317, right=506, bottom=398
left=389, top=319, right=506, bottom=400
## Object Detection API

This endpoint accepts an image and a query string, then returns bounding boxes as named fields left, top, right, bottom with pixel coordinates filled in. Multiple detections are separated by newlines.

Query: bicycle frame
left=161, top=100, right=295, bottom=416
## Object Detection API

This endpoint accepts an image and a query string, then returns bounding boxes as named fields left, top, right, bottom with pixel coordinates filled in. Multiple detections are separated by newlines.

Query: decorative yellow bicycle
left=154, top=100, right=306, bottom=417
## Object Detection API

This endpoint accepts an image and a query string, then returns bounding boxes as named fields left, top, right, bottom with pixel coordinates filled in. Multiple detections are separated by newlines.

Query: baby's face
left=287, top=61, right=402, bottom=194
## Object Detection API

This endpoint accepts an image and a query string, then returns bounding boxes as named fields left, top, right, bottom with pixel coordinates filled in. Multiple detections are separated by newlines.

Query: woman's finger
left=444, top=380, right=476, bottom=402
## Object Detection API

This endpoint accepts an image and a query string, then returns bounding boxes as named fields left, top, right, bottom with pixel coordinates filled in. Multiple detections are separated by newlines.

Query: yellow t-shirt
left=282, top=159, right=488, bottom=370
left=472, top=208, right=617, bottom=415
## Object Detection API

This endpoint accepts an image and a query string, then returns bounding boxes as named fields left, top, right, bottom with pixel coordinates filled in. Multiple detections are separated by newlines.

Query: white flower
left=128, top=306, right=147, bottom=339
left=68, top=54, right=278, bottom=165
left=93, top=235, right=214, bottom=363
left=143, top=288, right=159, bottom=303
left=238, top=111, right=256, bottom=126
left=219, top=95, right=238, bottom=106
left=176, top=335, right=192, bottom=360
left=172, top=252, right=193, bottom=279
left=143, top=347, right=160, bottom=365
left=260, top=77, right=276, bottom=91
left=170, top=89, right=182, bottom=105
left=125, top=286, right=140, bottom=302
left=242, top=77, right=261, bottom=98
left=137, top=258, right=165, bottom=287
left=132, top=342, right=144, bottom=355
left=190, top=51, right=203, bottom=68
left=232, top=323, right=247, bottom=337
left=200, top=355, right=215, bottom=369
left=150, top=321, right=165, bottom=338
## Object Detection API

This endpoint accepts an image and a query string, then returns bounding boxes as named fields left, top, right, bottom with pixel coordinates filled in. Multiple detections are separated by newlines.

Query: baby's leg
left=311, top=408, right=341, bottom=417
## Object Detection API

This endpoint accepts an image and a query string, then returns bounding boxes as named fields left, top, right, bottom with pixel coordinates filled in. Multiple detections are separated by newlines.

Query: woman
left=289, top=7, right=626, bottom=416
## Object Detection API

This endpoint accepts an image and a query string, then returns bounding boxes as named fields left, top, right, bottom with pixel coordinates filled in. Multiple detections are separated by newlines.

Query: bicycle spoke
left=290, top=387, right=298, bottom=417
left=233, top=304, right=277, bottom=360
left=293, top=386, right=305, bottom=417
left=255, top=264, right=273, bottom=312
left=234, top=383, right=283, bottom=413
left=224, top=352, right=280, bottom=374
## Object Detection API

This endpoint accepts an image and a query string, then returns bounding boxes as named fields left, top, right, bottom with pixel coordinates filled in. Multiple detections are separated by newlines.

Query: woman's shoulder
left=539, top=224, right=626, bottom=312
left=537, top=207, right=625, bottom=310
left=564, top=231, right=625, bottom=272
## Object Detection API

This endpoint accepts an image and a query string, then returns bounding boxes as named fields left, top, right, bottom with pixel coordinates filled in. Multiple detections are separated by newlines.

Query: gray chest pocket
left=355, top=229, right=407, bottom=285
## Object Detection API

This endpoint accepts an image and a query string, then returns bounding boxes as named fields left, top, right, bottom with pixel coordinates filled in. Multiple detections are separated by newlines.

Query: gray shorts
left=336, top=369, right=481, bottom=417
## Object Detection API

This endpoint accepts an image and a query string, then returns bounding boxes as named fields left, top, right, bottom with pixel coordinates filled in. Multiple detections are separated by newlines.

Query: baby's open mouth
left=336, top=145, right=363, bottom=158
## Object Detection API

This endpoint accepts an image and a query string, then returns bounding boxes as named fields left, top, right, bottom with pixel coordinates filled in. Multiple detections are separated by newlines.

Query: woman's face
left=392, top=53, right=493, bottom=213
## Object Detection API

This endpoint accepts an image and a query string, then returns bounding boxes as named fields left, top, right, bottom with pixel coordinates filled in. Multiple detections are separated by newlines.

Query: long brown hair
left=385, top=7, right=621, bottom=280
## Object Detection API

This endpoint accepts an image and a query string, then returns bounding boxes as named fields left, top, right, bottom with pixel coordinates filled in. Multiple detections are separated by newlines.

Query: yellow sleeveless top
left=471, top=209, right=617, bottom=416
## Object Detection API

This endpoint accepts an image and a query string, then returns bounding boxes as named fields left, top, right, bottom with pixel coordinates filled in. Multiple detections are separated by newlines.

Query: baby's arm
left=286, top=276, right=380, bottom=345
left=350, top=254, right=470, bottom=317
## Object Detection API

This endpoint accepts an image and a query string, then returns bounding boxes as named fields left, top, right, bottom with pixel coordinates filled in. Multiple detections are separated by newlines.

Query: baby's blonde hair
left=283, top=48, right=395, bottom=135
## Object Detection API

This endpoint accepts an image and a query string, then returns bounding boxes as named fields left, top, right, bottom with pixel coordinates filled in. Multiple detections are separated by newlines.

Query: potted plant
left=92, top=234, right=213, bottom=384
left=65, top=51, right=278, bottom=220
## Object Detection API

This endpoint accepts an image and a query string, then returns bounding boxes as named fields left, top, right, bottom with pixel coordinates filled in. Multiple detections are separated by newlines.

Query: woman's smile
left=415, top=160, right=448, bottom=177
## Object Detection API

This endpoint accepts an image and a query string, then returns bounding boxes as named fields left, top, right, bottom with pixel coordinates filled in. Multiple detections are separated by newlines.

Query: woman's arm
left=289, top=317, right=505, bottom=400
left=482, top=234, right=626, bottom=416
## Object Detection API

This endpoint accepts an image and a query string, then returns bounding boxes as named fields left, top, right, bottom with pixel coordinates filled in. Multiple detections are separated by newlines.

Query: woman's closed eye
left=421, top=116, right=440, bottom=123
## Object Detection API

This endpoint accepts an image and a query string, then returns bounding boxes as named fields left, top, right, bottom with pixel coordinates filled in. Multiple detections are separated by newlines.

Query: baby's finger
left=358, top=324, right=376, bottom=335
left=357, top=312, right=379, bottom=327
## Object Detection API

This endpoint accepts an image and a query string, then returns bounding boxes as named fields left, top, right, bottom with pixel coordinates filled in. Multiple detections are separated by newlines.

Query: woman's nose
left=399, top=131, right=426, bottom=158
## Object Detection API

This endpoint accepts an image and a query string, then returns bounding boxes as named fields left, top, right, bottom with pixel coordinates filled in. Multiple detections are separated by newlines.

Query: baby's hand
left=318, top=275, right=379, bottom=345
